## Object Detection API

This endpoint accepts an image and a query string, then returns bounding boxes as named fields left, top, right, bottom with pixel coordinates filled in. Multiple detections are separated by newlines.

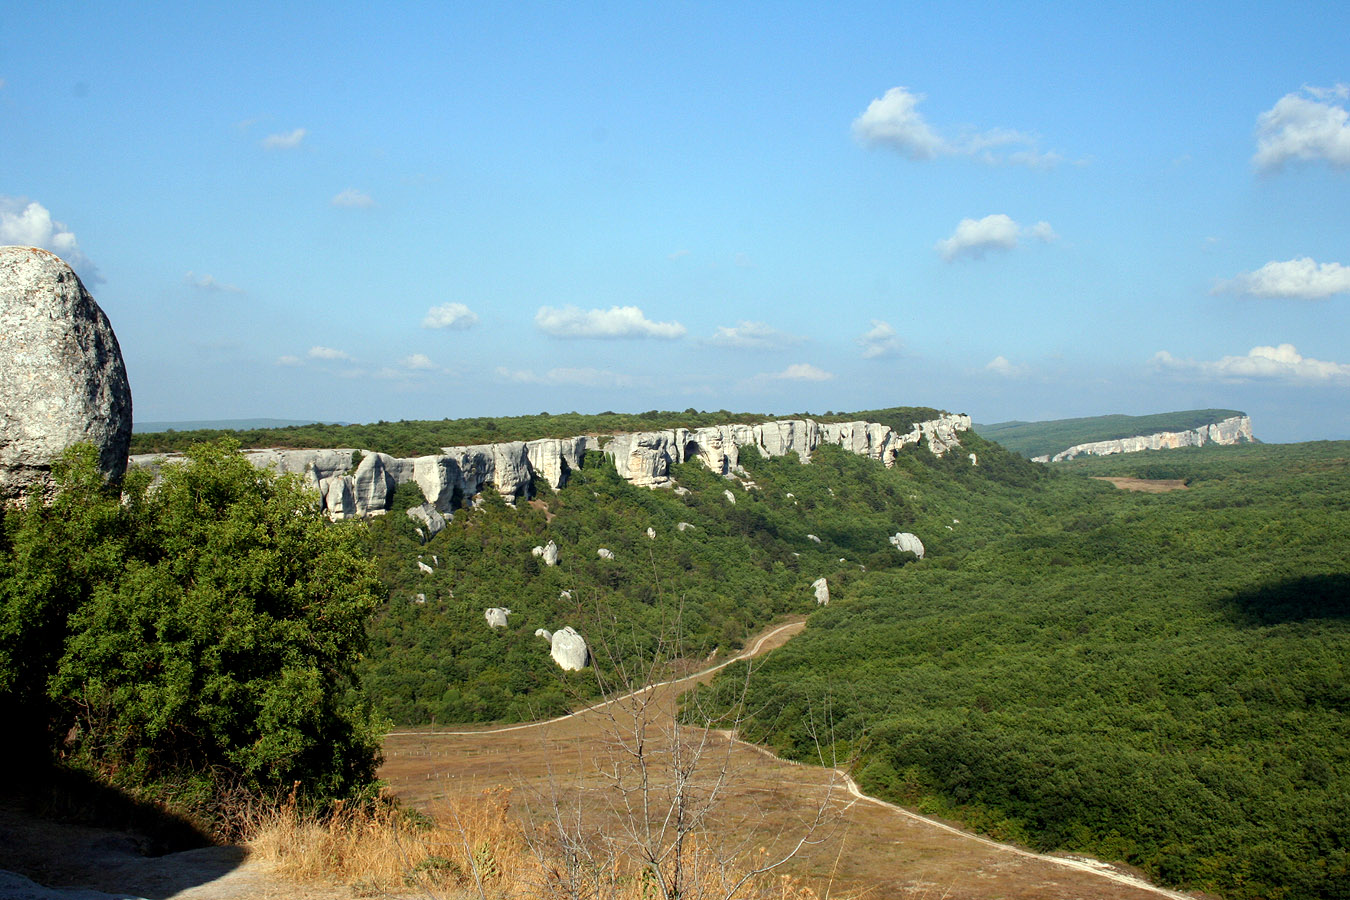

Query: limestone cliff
left=1032, top=415, right=1255, bottom=463
left=131, top=413, right=971, bottom=521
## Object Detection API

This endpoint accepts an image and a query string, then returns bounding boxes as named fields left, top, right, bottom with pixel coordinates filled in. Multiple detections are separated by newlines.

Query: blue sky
left=3, top=2, right=1348, bottom=440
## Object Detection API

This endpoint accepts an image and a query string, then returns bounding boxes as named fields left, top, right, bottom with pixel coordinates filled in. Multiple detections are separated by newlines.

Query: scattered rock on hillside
left=0, top=246, right=132, bottom=501
left=417, top=560, right=434, bottom=575
left=550, top=626, right=588, bottom=670
left=597, top=548, right=614, bottom=560
left=812, top=577, right=830, bottom=605
left=407, top=501, right=447, bottom=539
left=890, top=532, right=925, bottom=559
left=485, top=607, right=511, bottom=629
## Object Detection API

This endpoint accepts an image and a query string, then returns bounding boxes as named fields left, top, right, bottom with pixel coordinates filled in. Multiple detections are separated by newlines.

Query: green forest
left=6, top=405, right=1347, bottom=899
left=974, top=408, right=1246, bottom=458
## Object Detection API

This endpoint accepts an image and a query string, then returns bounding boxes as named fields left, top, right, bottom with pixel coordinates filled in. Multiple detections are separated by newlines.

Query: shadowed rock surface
left=0, top=247, right=132, bottom=501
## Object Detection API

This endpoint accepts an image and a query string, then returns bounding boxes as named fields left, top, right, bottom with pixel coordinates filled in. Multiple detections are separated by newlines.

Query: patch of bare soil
left=381, top=619, right=1196, bottom=900
left=526, top=498, right=555, bottom=521
left=1092, top=477, right=1189, bottom=493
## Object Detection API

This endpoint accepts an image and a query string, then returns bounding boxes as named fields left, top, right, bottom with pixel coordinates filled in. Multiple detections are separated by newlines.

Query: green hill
left=974, top=408, right=1245, bottom=459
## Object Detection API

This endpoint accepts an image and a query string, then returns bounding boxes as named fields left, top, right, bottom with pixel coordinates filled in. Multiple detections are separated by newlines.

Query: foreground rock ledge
left=0, top=246, right=132, bottom=501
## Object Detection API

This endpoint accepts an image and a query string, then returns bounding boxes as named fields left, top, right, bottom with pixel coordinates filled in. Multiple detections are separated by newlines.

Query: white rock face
left=541, top=540, right=559, bottom=567
left=407, top=502, right=447, bottom=539
left=485, top=607, right=511, bottom=629
left=597, top=548, right=615, bottom=560
left=417, top=560, right=434, bottom=575
left=526, top=436, right=591, bottom=490
left=1033, top=416, right=1256, bottom=463
left=723, top=489, right=736, bottom=504
left=890, top=532, right=925, bottom=559
left=0, top=247, right=132, bottom=500
left=319, top=475, right=356, bottom=520
left=550, top=626, right=589, bottom=670
left=812, top=577, right=830, bottom=605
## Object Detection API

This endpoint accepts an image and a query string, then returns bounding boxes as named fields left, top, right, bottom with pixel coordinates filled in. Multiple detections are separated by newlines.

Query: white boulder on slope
left=550, top=626, right=589, bottom=670
left=890, top=532, right=925, bottom=559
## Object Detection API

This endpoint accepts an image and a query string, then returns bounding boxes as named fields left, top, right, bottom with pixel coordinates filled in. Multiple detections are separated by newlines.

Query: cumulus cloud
left=985, top=355, right=1025, bottom=377
left=0, top=197, right=102, bottom=283
left=331, top=188, right=374, bottom=209
left=936, top=214, right=1056, bottom=261
left=494, top=366, right=641, bottom=388
left=262, top=128, right=306, bottom=150
left=1253, top=85, right=1350, bottom=171
left=857, top=320, right=901, bottom=359
left=307, top=346, right=353, bottom=361
left=1153, top=344, right=1350, bottom=383
left=535, top=305, right=686, bottom=339
left=401, top=353, right=437, bottom=370
left=771, top=363, right=834, bottom=382
left=707, top=321, right=803, bottom=350
left=1215, top=257, right=1350, bottom=300
left=421, top=302, right=479, bottom=330
left=184, top=271, right=243, bottom=293
left=853, top=86, right=1066, bottom=167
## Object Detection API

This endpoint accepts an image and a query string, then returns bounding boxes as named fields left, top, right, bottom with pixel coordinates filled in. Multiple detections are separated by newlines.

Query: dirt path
left=382, top=618, right=1198, bottom=900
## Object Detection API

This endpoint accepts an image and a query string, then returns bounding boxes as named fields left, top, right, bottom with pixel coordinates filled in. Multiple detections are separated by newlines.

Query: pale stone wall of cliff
left=1031, top=415, right=1255, bottom=463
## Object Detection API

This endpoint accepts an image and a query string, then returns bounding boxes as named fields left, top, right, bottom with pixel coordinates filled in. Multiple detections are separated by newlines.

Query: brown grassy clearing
left=378, top=619, right=1193, bottom=900
left=1091, top=477, right=1189, bottom=493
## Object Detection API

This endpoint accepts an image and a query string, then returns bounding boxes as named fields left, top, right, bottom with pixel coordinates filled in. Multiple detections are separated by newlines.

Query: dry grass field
left=380, top=620, right=1197, bottom=900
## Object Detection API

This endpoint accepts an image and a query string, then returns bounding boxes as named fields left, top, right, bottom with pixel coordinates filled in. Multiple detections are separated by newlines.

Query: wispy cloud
left=184, top=271, right=243, bottom=294
left=707, top=321, right=803, bottom=350
left=307, top=345, right=353, bottom=361
left=1214, top=257, right=1350, bottom=299
left=1253, top=84, right=1350, bottom=171
left=535, top=305, right=686, bottom=339
left=331, top=188, right=374, bottom=209
left=985, top=355, right=1026, bottom=377
left=421, top=302, right=479, bottom=330
left=401, top=353, right=437, bottom=370
left=0, top=197, right=102, bottom=283
left=1153, top=344, right=1350, bottom=383
left=495, top=366, right=643, bottom=388
left=857, top=320, right=901, bottom=359
left=276, top=355, right=302, bottom=367
left=770, top=363, right=834, bottom=382
left=262, top=128, right=306, bottom=150
left=853, top=87, right=1068, bottom=168
left=936, top=214, right=1056, bottom=262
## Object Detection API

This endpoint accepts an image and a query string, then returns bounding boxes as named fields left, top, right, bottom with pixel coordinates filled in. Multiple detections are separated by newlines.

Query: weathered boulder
left=417, top=560, right=434, bottom=575
left=535, top=628, right=552, bottom=641
left=550, top=626, right=589, bottom=670
left=407, top=501, right=447, bottom=539
left=807, top=534, right=821, bottom=543
left=541, top=540, right=559, bottom=567
left=559, top=590, right=572, bottom=601
left=0, top=246, right=132, bottom=500
left=723, top=489, right=736, bottom=504
left=319, top=476, right=356, bottom=520
left=646, top=526, right=656, bottom=540
left=890, top=532, right=925, bottom=559
left=812, top=577, right=830, bottom=605
left=485, top=607, right=511, bottom=629
left=597, top=548, right=615, bottom=560
left=676, top=522, right=694, bottom=531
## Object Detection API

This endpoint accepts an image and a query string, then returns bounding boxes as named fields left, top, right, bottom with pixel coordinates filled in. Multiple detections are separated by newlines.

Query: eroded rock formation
left=550, top=626, right=589, bottom=671
left=1032, top=416, right=1255, bottom=463
left=1, top=247, right=132, bottom=500
left=485, top=607, right=511, bottom=629
left=890, top=532, right=925, bottom=559
left=812, top=577, right=830, bottom=606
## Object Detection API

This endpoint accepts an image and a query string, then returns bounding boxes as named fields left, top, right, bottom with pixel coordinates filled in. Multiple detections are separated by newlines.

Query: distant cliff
left=131, top=414, right=972, bottom=521
left=1032, top=415, right=1255, bottom=463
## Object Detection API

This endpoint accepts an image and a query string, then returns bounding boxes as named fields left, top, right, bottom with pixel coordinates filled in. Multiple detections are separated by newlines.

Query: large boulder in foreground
left=0, top=247, right=132, bottom=500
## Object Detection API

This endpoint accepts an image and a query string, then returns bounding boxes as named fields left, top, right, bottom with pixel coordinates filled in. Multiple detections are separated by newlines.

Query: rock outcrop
left=484, top=607, right=511, bottom=629
left=406, top=502, right=447, bottom=539
left=597, top=548, right=615, bottom=560
left=1, top=246, right=132, bottom=501
left=129, top=413, right=971, bottom=521
left=812, top=577, right=830, bottom=605
left=550, top=626, right=588, bottom=670
left=1032, top=415, right=1255, bottom=463
left=890, top=532, right=925, bottom=559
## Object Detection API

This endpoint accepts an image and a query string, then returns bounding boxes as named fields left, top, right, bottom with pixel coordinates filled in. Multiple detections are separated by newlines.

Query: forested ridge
left=974, top=408, right=1246, bottom=458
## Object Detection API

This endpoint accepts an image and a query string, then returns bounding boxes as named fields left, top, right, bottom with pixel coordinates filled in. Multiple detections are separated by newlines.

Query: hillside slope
left=975, top=409, right=1246, bottom=459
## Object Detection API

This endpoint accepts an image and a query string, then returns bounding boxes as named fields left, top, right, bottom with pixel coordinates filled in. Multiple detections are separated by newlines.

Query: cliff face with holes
left=131, top=414, right=973, bottom=521
left=1032, top=415, right=1255, bottom=463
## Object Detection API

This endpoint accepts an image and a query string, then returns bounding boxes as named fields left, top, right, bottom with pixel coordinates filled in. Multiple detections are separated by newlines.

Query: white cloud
left=1153, top=344, right=1350, bottom=383
left=307, top=345, right=353, bottom=361
left=184, top=271, right=243, bottom=293
left=262, top=128, right=306, bottom=150
left=985, top=355, right=1025, bottom=377
left=535, top=305, right=686, bottom=339
left=276, top=355, right=302, bottom=367
left=421, top=302, right=479, bottom=330
left=857, top=319, right=901, bottom=359
left=853, top=86, right=1066, bottom=167
left=332, top=188, right=374, bottom=209
left=707, top=321, right=803, bottom=350
left=401, top=353, right=437, bottom=370
left=667, top=249, right=691, bottom=261
left=0, top=197, right=102, bottom=283
left=772, top=363, right=834, bottom=382
left=1254, top=85, right=1350, bottom=170
left=494, top=366, right=641, bottom=388
left=1215, top=257, right=1350, bottom=299
left=936, top=214, right=1056, bottom=262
